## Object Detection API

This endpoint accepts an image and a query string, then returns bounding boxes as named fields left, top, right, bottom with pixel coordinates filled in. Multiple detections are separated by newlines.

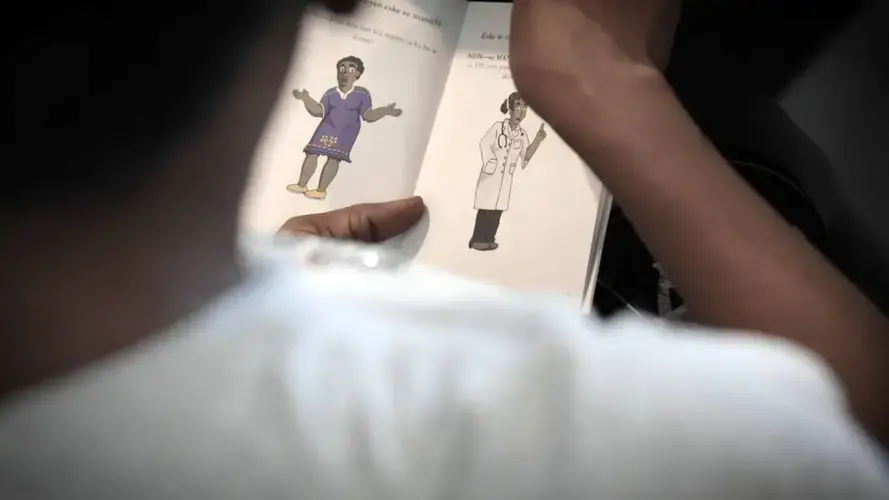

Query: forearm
left=302, top=98, right=323, bottom=117
left=524, top=140, right=542, bottom=164
left=363, top=108, right=388, bottom=122
left=557, top=71, right=889, bottom=444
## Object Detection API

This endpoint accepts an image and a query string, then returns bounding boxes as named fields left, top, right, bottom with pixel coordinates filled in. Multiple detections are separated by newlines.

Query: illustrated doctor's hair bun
left=501, top=91, right=521, bottom=114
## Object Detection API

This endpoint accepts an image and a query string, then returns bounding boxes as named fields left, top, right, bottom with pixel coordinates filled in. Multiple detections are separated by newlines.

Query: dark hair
left=6, top=2, right=293, bottom=206
left=336, top=56, right=365, bottom=76
left=500, top=91, right=522, bottom=114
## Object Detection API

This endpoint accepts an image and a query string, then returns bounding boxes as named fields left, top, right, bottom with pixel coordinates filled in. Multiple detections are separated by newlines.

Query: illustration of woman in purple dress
left=287, top=56, right=403, bottom=200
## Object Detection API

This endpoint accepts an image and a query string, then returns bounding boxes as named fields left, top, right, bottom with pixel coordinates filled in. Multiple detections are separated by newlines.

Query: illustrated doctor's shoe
left=286, top=184, right=307, bottom=194
left=469, top=241, right=498, bottom=251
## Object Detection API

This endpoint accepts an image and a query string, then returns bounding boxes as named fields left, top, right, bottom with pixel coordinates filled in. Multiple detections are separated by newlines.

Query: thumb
left=281, top=196, right=425, bottom=242
left=342, top=196, right=424, bottom=242
left=539, top=123, right=545, bottom=132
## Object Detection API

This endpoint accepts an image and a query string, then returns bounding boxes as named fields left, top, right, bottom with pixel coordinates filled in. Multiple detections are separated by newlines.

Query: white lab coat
left=474, top=119, right=531, bottom=211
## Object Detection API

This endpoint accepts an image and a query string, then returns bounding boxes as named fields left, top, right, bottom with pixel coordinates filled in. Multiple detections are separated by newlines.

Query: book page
left=408, top=2, right=607, bottom=303
left=241, top=0, right=467, bottom=233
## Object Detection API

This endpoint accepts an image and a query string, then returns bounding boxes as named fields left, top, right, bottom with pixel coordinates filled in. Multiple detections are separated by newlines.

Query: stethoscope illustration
left=497, top=121, right=526, bottom=149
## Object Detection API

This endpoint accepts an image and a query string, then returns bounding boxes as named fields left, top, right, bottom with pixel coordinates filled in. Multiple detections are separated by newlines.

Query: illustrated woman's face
left=510, top=97, right=528, bottom=123
left=337, top=62, right=361, bottom=89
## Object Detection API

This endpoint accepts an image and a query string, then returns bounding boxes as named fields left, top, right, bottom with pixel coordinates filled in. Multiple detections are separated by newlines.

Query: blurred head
left=5, top=0, right=359, bottom=214
left=336, top=56, right=364, bottom=90
left=500, top=92, right=527, bottom=123
left=1, top=0, right=363, bottom=395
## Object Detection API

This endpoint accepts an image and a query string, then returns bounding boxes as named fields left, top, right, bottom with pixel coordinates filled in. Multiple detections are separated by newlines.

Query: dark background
left=477, top=0, right=889, bottom=315
left=668, top=0, right=889, bottom=315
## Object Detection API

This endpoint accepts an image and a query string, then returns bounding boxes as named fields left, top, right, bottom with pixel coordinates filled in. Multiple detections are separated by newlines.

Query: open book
left=242, top=0, right=611, bottom=310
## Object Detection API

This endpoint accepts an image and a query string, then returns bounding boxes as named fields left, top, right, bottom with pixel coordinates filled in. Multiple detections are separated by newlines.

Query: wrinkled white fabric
left=1, top=239, right=887, bottom=499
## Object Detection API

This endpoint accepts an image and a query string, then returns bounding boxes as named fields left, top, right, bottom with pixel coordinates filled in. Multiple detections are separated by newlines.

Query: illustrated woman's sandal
left=286, top=184, right=327, bottom=201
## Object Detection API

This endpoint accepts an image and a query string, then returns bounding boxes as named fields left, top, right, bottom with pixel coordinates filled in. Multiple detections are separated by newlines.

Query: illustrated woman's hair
left=500, top=91, right=522, bottom=114
left=336, top=55, right=366, bottom=75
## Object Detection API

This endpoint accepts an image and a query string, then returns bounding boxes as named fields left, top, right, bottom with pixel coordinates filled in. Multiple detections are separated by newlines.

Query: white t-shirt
left=1, top=238, right=887, bottom=499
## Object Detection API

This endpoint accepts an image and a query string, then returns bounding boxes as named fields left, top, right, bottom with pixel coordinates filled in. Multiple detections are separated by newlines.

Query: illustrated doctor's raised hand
left=522, top=123, right=547, bottom=168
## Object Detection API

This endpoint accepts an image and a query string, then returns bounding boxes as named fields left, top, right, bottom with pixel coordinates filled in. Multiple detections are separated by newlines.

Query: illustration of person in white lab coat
left=469, top=92, right=547, bottom=251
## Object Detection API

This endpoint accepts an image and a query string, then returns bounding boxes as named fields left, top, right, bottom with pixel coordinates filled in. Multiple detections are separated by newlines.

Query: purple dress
left=303, top=86, right=372, bottom=162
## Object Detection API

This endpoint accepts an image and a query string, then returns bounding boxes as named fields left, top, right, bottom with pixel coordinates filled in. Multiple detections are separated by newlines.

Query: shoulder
left=270, top=246, right=844, bottom=411
left=323, top=87, right=337, bottom=96
left=288, top=263, right=888, bottom=494
left=2, top=237, right=885, bottom=497
left=354, top=86, right=371, bottom=96
left=289, top=252, right=849, bottom=412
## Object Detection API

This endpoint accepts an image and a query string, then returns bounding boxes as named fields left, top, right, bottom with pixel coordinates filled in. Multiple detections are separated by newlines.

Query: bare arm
left=364, top=103, right=401, bottom=123
left=301, top=97, right=323, bottom=118
left=363, top=108, right=387, bottom=122
left=293, top=89, right=323, bottom=118
left=551, top=69, right=889, bottom=446
left=522, top=125, right=547, bottom=167
left=523, top=140, right=541, bottom=166
left=510, top=0, right=889, bottom=446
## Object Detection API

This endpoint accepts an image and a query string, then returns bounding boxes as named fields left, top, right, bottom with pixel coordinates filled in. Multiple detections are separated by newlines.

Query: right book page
left=411, top=2, right=609, bottom=304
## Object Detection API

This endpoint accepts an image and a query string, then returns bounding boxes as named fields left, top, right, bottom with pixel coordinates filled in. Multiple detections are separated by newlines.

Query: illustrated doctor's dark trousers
left=470, top=209, right=503, bottom=246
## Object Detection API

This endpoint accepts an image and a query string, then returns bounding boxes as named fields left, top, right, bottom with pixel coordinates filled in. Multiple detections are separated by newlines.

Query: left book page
left=241, top=0, right=467, bottom=233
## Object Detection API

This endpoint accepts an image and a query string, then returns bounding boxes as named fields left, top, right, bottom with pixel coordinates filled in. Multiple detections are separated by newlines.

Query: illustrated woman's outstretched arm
left=364, top=103, right=402, bottom=122
left=292, top=89, right=323, bottom=117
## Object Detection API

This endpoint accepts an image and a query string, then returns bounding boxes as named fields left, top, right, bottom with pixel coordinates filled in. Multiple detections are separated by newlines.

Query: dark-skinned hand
left=279, top=196, right=425, bottom=242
